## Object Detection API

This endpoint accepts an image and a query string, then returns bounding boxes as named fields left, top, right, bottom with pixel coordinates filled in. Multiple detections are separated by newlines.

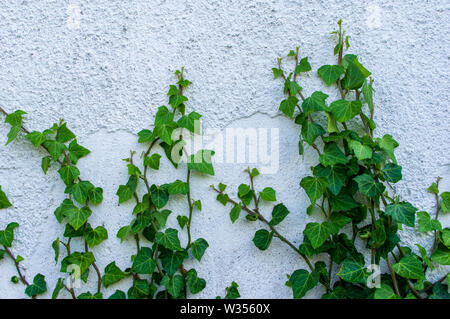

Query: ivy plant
left=1, top=107, right=105, bottom=299
left=0, top=186, right=47, bottom=298
left=101, top=68, right=215, bottom=299
left=213, top=21, right=449, bottom=299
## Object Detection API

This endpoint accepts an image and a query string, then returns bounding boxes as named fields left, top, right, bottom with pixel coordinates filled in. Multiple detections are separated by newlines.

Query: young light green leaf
left=0, top=186, right=12, bottom=209
left=260, top=187, right=276, bottom=202
left=144, top=153, right=162, bottom=170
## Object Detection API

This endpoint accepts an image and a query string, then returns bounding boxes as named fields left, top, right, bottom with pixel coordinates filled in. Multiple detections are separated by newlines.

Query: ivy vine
left=212, top=20, right=450, bottom=299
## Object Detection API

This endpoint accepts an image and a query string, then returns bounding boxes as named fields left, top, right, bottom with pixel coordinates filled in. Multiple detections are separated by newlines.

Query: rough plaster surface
left=0, top=0, right=449, bottom=298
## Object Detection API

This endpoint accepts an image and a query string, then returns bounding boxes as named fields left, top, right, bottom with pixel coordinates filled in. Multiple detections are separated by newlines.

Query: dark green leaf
left=252, top=229, right=273, bottom=250
left=191, top=238, right=209, bottom=262
left=269, top=203, right=290, bottom=226
left=25, top=274, right=47, bottom=297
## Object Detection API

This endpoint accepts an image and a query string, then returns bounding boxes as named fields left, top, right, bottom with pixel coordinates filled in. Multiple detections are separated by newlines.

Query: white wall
left=0, top=0, right=449, bottom=298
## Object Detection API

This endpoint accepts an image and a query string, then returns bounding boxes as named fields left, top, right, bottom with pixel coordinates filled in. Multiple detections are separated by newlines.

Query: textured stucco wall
left=0, top=0, right=449, bottom=298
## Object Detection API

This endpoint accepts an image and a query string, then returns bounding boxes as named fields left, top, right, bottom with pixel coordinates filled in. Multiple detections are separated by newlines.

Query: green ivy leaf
left=441, top=228, right=450, bottom=247
left=25, top=131, right=48, bottom=147
left=385, top=202, right=417, bottom=227
left=155, top=121, right=178, bottom=145
left=317, top=65, right=344, bottom=86
left=53, top=199, right=78, bottom=223
left=319, top=143, right=349, bottom=167
left=116, top=185, right=133, bottom=204
left=296, top=57, right=312, bottom=73
left=66, top=206, right=92, bottom=230
left=128, top=279, right=150, bottom=299
left=301, top=121, right=326, bottom=146
left=225, top=282, right=240, bottom=299
left=328, top=190, right=359, bottom=212
left=0, top=222, right=19, bottom=247
left=377, top=134, right=399, bottom=164
left=300, top=176, right=329, bottom=205
left=109, top=290, right=126, bottom=299
left=374, top=283, right=401, bottom=299
left=362, top=80, right=374, bottom=115
left=25, top=274, right=47, bottom=297
left=56, top=123, right=75, bottom=143
left=68, top=140, right=90, bottom=164
left=269, top=203, right=290, bottom=226
left=349, top=140, right=372, bottom=160
left=260, top=187, right=276, bottom=202
left=382, top=163, right=402, bottom=183
left=341, top=56, right=371, bottom=90
left=302, top=91, right=328, bottom=115
left=177, top=112, right=202, bottom=133
left=52, top=238, right=60, bottom=263
left=144, top=154, right=162, bottom=170
left=441, top=192, right=450, bottom=213
left=88, top=187, right=103, bottom=205
left=252, top=229, right=273, bottom=251
left=229, top=204, right=241, bottom=223
left=313, top=164, right=347, bottom=196
left=84, top=225, right=108, bottom=248
left=329, top=100, right=362, bottom=123
left=58, top=165, right=80, bottom=186
left=416, top=244, right=434, bottom=270
left=137, top=129, right=155, bottom=143
left=168, top=180, right=189, bottom=195
left=177, top=215, right=189, bottom=229
left=4, top=110, right=26, bottom=145
left=70, top=181, right=94, bottom=205
left=52, top=278, right=65, bottom=299
left=272, top=68, right=283, bottom=79
left=304, top=222, right=331, bottom=249
left=132, top=247, right=156, bottom=274
left=156, top=228, right=183, bottom=251
left=417, top=211, right=442, bottom=233
left=431, top=244, right=450, bottom=265
left=0, top=186, right=12, bottom=209
left=43, top=140, right=67, bottom=161
left=187, top=150, right=215, bottom=176
left=337, top=257, right=368, bottom=284
left=191, top=238, right=209, bottom=262
left=353, top=174, right=385, bottom=198
left=186, top=269, right=206, bottom=294
left=150, top=184, right=169, bottom=209
left=161, top=250, right=187, bottom=275
left=279, top=96, right=299, bottom=119
left=60, top=252, right=95, bottom=276
left=392, top=255, right=426, bottom=279
left=161, top=275, right=184, bottom=298
left=116, top=225, right=131, bottom=243
left=41, top=156, right=51, bottom=174
left=102, top=262, right=126, bottom=288
left=287, top=269, right=319, bottom=299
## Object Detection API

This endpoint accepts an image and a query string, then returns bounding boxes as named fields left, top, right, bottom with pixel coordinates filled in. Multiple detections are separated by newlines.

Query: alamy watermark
left=166, top=120, right=280, bottom=174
